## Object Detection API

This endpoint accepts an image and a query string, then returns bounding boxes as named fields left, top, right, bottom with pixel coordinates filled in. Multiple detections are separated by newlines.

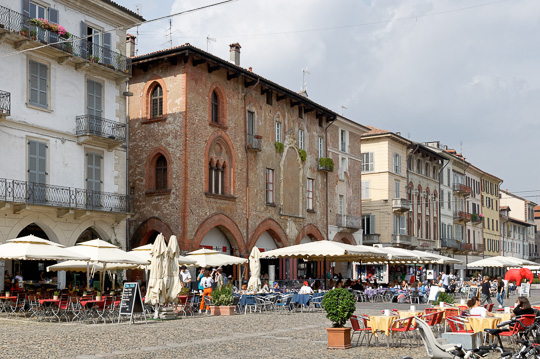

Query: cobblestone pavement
left=0, top=291, right=537, bottom=359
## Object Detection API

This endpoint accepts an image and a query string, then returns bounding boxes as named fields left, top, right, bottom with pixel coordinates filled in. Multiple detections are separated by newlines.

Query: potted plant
left=275, top=141, right=284, bottom=153
left=53, top=291, right=59, bottom=301
left=5, top=291, right=10, bottom=297
left=109, top=291, right=115, bottom=296
left=20, top=28, right=29, bottom=37
left=210, top=284, right=235, bottom=316
left=83, top=291, right=87, bottom=296
left=30, top=30, right=37, bottom=40
left=95, top=291, right=102, bottom=301
left=321, top=288, right=356, bottom=349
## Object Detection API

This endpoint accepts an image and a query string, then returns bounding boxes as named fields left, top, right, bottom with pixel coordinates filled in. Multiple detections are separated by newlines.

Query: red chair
left=425, top=308, right=437, bottom=315
left=448, top=316, right=473, bottom=333
left=499, top=314, right=535, bottom=346
left=444, top=308, right=459, bottom=318
left=390, top=316, right=414, bottom=347
left=486, top=303, right=494, bottom=312
left=350, top=315, right=376, bottom=347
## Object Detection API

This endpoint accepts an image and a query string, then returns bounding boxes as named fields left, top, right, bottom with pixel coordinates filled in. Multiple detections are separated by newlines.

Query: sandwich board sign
left=118, top=282, right=146, bottom=324
left=519, top=283, right=530, bottom=297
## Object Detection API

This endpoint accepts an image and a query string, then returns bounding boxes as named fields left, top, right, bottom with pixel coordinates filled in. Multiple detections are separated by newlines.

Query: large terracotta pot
left=218, top=306, right=235, bottom=316
left=210, top=306, right=220, bottom=316
left=178, top=295, right=188, bottom=305
left=326, top=327, right=352, bottom=349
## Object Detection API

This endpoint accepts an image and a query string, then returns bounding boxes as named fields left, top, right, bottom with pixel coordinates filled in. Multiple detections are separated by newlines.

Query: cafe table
left=493, top=312, right=512, bottom=322
left=80, top=299, right=106, bottom=309
left=468, top=316, right=501, bottom=335
left=367, top=314, right=398, bottom=348
left=0, top=296, right=17, bottom=313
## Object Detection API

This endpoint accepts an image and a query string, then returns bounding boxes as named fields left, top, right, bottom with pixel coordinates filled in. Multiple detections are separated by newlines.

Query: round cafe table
left=493, top=312, right=512, bottom=322
left=367, top=315, right=398, bottom=348
left=398, top=310, right=424, bottom=319
left=468, top=316, right=501, bottom=333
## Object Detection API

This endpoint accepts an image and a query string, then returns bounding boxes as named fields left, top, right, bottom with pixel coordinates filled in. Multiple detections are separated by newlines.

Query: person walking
left=496, top=277, right=505, bottom=308
left=481, top=276, right=492, bottom=305
left=199, top=269, right=214, bottom=313
left=197, top=268, right=205, bottom=294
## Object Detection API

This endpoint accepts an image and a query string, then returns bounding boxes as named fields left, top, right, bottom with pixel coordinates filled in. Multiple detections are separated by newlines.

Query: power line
left=0, top=0, right=237, bottom=59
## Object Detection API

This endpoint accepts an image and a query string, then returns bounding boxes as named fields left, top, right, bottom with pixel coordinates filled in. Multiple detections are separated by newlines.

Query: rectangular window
left=266, top=91, right=272, bottom=105
left=361, top=152, right=374, bottom=172
left=339, top=157, right=348, bottom=181
left=86, top=152, right=102, bottom=208
left=86, top=79, right=103, bottom=118
left=393, top=153, right=401, bottom=174
left=265, top=168, right=274, bottom=204
left=275, top=122, right=281, bottom=143
left=307, top=178, right=314, bottom=211
left=447, top=169, right=451, bottom=187
left=395, top=181, right=400, bottom=199
left=339, top=195, right=344, bottom=215
left=340, top=129, right=347, bottom=152
left=247, top=111, right=255, bottom=136
left=318, top=137, right=324, bottom=158
left=448, top=192, right=451, bottom=210
left=28, top=140, right=47, bottom=203
left=362, top=215, right=375, bottom=235
left=298, top=129, right=304, bottom=150
left=393, top=215, right=406, bottom=235
left=361, top=181, right=370, bottom=199
left=441, top=190, right=444, bottom=208
left=29, top=60, right=48, bottom=108
left=298, top=107, right=303, bottom=119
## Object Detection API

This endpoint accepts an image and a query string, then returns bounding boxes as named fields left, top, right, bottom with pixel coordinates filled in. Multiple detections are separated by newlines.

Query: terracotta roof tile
left=100, top=0, right=145, bottom=21
left=361, top=125, right=392, bottom=136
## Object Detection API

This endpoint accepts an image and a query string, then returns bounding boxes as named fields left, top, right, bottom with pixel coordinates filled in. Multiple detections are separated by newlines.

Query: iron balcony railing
left=441, top=237, right=459, bottom=249
left=336, top=214, right=362, bottom=229
left=362, top=233, right=380, bottom=245
left=459, top=242, right=472, bottom=251
left=453, top=210, right=472, bottom=222
left=247, top=134, right=262, bottom=151
left=0, top=178, right=130, bottom=213
left=392, top=233, right=413, bottom=246
left=453, top=183, right=472, bottom=196
left=0, top=5, right=130, bottom=74
left=0, top=90, right=10, bottom=116
left=76, top=115, right=126, bottom=142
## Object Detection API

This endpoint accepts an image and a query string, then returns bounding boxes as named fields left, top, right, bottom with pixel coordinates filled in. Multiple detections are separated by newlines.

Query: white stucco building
left=0, top=0, right=143, bottom=286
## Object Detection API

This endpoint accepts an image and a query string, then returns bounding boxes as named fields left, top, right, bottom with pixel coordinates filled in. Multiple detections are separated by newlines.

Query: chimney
left=126, top=34, right=136, bottom=58
left=229, top=43, right=241, bottom=66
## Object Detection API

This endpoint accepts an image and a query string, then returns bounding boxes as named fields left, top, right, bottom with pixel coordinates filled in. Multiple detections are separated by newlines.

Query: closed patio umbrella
left=145, top=234, right=168, bottom=310
left=247, top=246, right=261, bottom=292
left=165, top=235, right=182, bottom=303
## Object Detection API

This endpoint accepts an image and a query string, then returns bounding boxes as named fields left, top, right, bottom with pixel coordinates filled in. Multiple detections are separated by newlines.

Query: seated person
left=262, top=280, right=270, bottom=293
left=298, top=281, right=314, bottom=295
left=312, top=280, right=321, bottom=291
left=272, top=281, right=280, bottom=292
left=351, top=281, right=364, bottom=291
left=512, top=297, right=535, bottom=318
left=401, top=280, right=410, bottom=290
left=467, top=296, right=494, bottom=317
left=448, top=279, right=457, bottom=293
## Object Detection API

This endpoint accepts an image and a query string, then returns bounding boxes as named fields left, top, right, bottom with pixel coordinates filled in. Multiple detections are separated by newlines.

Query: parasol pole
left=86, top=262, right=90, bottom=291
left=324, top=256, right=327, bottom=290
left=101, top=263, right=107, bottom=293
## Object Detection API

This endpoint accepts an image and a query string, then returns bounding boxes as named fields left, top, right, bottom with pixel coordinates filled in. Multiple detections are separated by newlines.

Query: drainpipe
left=124, top=80, right=132, bottom=251
left=243, top=77, right=259, bottom=263
left=438, top=157, right=449, bottom=250
left=406, top=144, right=420, bottom=240
left=323, top=117, right=335, bottom=284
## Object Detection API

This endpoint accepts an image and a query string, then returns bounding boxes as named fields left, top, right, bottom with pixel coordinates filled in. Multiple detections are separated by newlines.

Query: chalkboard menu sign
left=118, top=282, right=146, bottom=324
left=467, top=286, right=479, bottom=299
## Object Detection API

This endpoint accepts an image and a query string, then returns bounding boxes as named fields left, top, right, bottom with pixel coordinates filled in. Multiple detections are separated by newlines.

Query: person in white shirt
left=199, top=270, right=214, bottom=313
left=468, top=296, right=493, bottom=317
left=298, top=281, right=314, bottom=295
left=179, top=266, right=191, bottom=289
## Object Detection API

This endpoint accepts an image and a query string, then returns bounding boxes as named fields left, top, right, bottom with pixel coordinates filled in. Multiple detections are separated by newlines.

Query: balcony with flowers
left=471, top=213, right=483, bottom=225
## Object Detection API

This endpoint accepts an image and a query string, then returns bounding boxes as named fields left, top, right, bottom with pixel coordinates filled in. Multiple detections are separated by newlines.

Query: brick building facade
left=127, top=44, right=367, bottom=279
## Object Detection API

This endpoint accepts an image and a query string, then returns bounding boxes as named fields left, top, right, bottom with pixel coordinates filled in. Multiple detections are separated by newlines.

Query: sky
left=115, top=0, right=540, bottom=201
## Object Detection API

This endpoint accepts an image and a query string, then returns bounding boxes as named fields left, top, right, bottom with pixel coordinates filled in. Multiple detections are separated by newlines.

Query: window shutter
left=22, top=0, right=30, bottom=18
left=80, top=21, right=88, bottom=59
left=103, top=32, right=112, bottom=65
left=400, top=216, right=406, bottom=234
left=369, top=152, right=374, bottom=171
left=48, top=8, right=59, bottom=43
left=369, top=215, right=375, bottom=234
left=38, top=63, right=48, bottom=107
left=393, top=215, right=397, bottom=234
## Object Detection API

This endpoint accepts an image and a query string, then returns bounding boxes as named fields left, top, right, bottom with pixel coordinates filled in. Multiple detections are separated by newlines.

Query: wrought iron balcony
left=471, top=243, right=484, bottom=253
left=336, top=214, right=361, bottom=230
left=362, top=233, right=380, bottom=245
left=453, top=210, right=471, bottom=223
left=471, top=213, right=483, bottom=225
left=453, top=183, right=471, bottom=196
left=76, top=115, right=126, bottom=149
left=392, top=198, right=411, bottom=213
left=0, top=5, right=130, bottom=74
left=247, top=134, right=262, bottom=152
left=0, top=178, right=130, bottom=213
left=392, top=233, right=414, bottom=247
left=0, top=90, right=10, bottom=116
left=441, top=237, right=459, bottom=250
left=458, top=242, right=472, bottom=252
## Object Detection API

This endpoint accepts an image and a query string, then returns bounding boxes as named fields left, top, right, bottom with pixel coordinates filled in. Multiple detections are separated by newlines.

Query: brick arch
left=208, top=83, right=228, bottom=127
left=248, top=218, right=287, bottom=251
left=192, top=213, right=246, bottom=256
left=294, top=224, right=325, bottom=245
left=145, top=146, right=173, bottom=191
left=142, top=75, right=168, bottom=119
left=332, top=232, right=355, bottom=245
left=131, top=217, right=174, bottom=249
left=204, top=130, right=237, bottom=195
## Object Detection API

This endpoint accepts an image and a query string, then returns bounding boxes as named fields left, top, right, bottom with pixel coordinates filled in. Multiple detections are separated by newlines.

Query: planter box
left=326, top=327, right=351, bottom=349
left=530, top=284, right=540, bottom=289
left=210, top=305, right=235, bottom=316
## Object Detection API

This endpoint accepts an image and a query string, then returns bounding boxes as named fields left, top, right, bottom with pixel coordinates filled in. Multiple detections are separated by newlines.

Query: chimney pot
left=229, top=42, right=241, bottom=66
left=126, top=34, right=136, bottom=58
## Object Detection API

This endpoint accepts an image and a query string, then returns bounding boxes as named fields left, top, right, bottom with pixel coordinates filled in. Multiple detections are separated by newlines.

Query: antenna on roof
left=460, top=141, right=463, bottom=154
left=206, top=35, right=216, bottom=51
left=302, top=68, right=310, bottom=92
left=168, top=19, right=173, bottom=48
left=135, top=4, right=142, bottom=56
left=341, top=106, right=347, bottom=116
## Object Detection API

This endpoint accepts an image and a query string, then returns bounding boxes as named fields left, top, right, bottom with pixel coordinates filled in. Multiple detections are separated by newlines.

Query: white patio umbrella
left=67, top=239, right=148, bottom=292
left=410, top=250, right=463, bottom=265
left=362, top=246, right=439, bottom=264
left=131, top=244, right=198, bottom=268
left=466, top=256, right=520, bottom=268
left=247, top=246, right=261, bottom=292
left=185, top=248, right=248, bottom=267
left=165, top=235, right=182, bottom=303
left=0, top=235, right=90, bottom=261
left=145, top=234, right=168, bottom=313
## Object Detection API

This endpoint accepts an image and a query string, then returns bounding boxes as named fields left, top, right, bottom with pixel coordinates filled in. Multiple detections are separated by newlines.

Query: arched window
left=151, top=85, right=163, bottom=118
left=433, top=219, right=438, bottom=241
left=425, top=163, right=430, bottom=177
left=155, top=155, right=167, bottom=190
left=416, top=159, right=422, bottom=174
left=211, top=90, right=219, bottom=123
left=426, top=219, right=430, bottom=239
left=417, top=218, right=422, bottom=238
left=209, top=160, right=225, bottom=195
left=433, top=166, right=438, bottom=179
